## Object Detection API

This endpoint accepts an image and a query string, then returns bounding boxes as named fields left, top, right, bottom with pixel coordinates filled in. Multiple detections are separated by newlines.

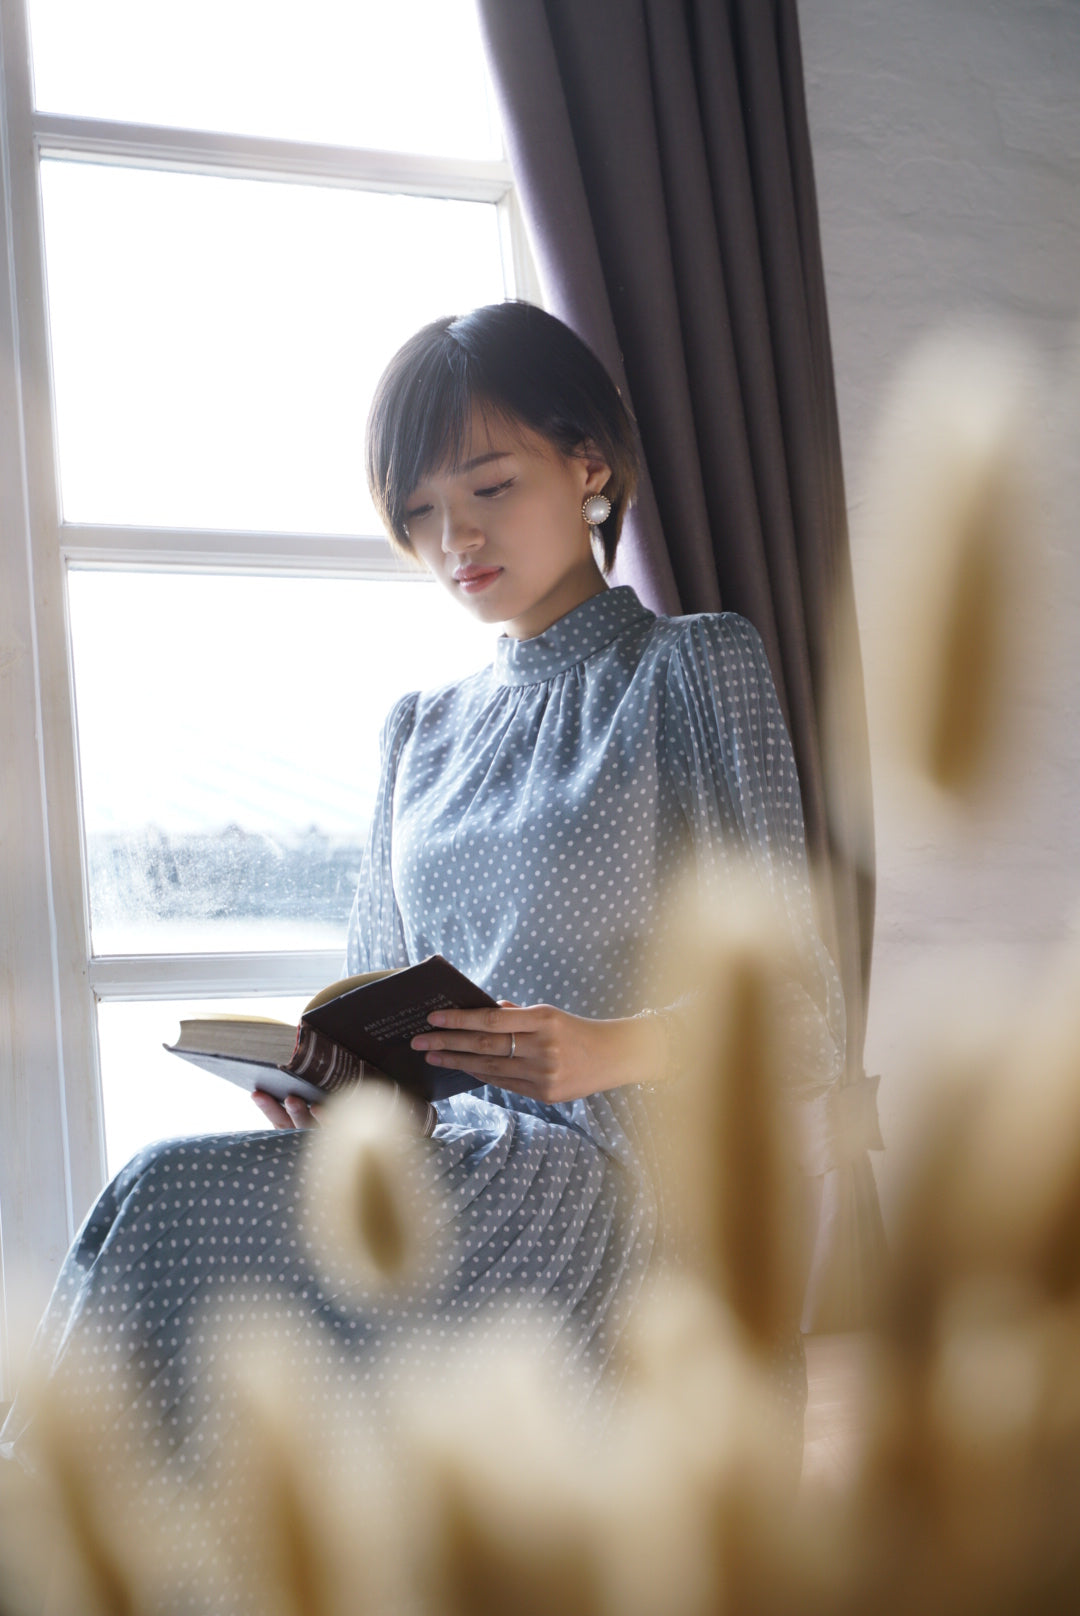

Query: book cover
left=165, top=955, right=496, bottom=1104
left=301, top=955, right=497, bottom=1101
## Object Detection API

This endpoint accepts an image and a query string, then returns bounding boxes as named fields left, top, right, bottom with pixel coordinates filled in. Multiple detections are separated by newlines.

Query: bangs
left=365, top=321, right=492, bottom=551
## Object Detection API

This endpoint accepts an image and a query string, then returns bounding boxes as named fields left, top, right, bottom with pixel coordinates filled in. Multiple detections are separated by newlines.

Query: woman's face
left=402, top=406, right=612, bottom=640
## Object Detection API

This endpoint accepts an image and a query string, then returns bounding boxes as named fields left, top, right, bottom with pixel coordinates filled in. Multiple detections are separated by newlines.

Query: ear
left=577, top=440, right=613, bottom=497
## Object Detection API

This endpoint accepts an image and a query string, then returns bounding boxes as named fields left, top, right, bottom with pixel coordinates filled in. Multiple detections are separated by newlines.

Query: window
left=0, top=0, right=538, bottom=1382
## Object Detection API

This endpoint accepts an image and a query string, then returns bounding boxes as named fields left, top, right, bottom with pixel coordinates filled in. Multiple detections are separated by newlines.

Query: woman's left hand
left=410, top=1001, right=666, bottom=1105
left=251, top=1090, right=324, bottom=1129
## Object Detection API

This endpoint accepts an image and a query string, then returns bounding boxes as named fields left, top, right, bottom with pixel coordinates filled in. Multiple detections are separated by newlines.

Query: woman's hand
left=410, top=1001, right=667, bottom=1105
left=251, top=1090, right=324, bottom=1130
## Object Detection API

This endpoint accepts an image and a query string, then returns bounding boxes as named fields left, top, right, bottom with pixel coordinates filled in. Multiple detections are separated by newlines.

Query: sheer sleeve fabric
left=344, top=691, right=418, bottom=976
left=661, top=613, right=845, bottom=1096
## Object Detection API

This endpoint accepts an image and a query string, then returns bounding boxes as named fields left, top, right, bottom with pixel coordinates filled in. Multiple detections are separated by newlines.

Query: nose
left=441, top=505, right=483, bottom=554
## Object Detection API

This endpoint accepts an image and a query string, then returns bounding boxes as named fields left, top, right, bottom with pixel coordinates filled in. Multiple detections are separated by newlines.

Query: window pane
left=69, top=570, right=495, bottom=954
left=28, top=0, right=499, bottom=159
left=41, top=161, right=508, bottom=531
left=98, top=996, right=308, bottom=1176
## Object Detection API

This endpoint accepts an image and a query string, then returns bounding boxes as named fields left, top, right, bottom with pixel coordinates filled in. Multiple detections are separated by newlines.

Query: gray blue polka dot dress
left=2, top=587, right=843, bottom=1474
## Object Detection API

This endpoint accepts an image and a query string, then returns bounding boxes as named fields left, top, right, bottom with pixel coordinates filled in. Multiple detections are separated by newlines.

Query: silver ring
left=509, top=1032, right=517, bottom=1059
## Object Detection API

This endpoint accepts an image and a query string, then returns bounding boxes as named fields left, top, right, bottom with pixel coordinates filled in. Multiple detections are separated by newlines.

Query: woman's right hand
left=251, top=1090, right=324, bottom=1130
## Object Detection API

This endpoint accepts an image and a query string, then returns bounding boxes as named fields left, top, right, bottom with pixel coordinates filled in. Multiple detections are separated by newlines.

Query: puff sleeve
left=661, top=613, right=846, bottom=1097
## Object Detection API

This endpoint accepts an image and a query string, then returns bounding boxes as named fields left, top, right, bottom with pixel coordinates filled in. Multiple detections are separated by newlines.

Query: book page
left=303, top=967, right=400, bottom=1015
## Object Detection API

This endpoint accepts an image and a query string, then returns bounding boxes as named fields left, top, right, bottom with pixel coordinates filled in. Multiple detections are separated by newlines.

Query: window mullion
left=0, top=0, right=106, bottom=1382
left=60, top=525, right=419, bottom=575
left=32, top=111, right=514, bottom=202
left=499, top=187, right=543, bottom=307
left=89, top=952, right=344, bottom=1001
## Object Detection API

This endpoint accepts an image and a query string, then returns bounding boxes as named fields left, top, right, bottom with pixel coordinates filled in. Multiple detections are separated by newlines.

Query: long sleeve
left=661, top=612, right=846, bottom=1097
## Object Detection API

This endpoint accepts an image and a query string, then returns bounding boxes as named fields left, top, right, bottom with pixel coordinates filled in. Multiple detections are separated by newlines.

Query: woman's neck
left=501, top=558, right=608, bottom=641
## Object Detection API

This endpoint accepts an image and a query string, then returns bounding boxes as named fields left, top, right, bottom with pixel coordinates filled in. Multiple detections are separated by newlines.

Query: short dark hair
left=365, top=301, right=640, bottom=570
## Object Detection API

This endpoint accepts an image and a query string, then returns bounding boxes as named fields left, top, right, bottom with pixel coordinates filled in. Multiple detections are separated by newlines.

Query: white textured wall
left=799, top=0, right=1080, bottom=1203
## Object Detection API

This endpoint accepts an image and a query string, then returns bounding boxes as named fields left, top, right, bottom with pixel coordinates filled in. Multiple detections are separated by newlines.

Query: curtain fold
left=478, top=0, right=884, bottom=1330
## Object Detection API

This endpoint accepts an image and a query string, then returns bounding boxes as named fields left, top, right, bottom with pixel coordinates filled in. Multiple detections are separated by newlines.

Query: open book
left=165, top=954, right=497, bottom=1104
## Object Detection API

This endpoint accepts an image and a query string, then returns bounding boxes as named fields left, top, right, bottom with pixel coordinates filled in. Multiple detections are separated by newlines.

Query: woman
left=3, top=302, right=842, bottom=1474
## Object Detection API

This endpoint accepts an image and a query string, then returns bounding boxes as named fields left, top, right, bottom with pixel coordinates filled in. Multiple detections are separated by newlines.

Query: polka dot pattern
left=3, top=588, right=841, bottom=1471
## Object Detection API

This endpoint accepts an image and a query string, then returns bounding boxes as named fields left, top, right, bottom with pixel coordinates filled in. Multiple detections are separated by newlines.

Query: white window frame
left=0, top=0, right=540, bottom=1386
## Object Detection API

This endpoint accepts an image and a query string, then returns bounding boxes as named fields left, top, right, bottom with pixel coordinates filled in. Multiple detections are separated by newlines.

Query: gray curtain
left=478, top=0, right=885, bottom=1329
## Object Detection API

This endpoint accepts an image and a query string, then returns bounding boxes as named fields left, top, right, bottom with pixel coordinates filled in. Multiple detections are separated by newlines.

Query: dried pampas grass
left=208, top=1333, right=400, bottom=1616
left=936, top=935, right=1080, bottom=1300
left=301, top=1078, right=443, bottom=1296
left=855, top=328, right=1045, bottom=822
left=400, top=1337, right=606, bottom=1616
left=4, top=1356, right=207, bottom=1616
left=650, top=872, right=808, bottom=1351
left=605, top=1274, right=800, bottom=1616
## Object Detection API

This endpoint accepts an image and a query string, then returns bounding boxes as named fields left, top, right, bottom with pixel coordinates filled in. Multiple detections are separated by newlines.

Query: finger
left=424, top=1009, right=505, bottom=1033
left=251, top=1090, right=296, bottom=1130
left=411, top=1029, right=523, bottom=1058
left=425, top=1005, right=544, bottom=1033
left=420, top=1050, right=539, bottom=1084
left=284, top=1095, right=319, bottom=1129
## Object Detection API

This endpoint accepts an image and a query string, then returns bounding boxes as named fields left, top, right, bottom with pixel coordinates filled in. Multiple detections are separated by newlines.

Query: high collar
left=493, top=585, right=654, bottom=687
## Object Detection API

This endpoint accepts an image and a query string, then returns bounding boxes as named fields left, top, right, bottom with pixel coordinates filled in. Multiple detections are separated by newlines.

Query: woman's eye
left=403, top=503, right=433, bottom=523
left=475, top=478, right=515, bottom=499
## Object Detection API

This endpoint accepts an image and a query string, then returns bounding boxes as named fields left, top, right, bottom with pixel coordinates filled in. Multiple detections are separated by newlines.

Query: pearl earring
left=582, top=492, right=612, bottom=543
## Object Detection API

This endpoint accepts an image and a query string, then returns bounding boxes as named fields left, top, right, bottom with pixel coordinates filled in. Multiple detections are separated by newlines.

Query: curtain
left=478, top=0, right=886, bottom=1330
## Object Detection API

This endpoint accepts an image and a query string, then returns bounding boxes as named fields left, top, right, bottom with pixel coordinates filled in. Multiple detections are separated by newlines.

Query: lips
left=453, top=566, right=503, bottom=593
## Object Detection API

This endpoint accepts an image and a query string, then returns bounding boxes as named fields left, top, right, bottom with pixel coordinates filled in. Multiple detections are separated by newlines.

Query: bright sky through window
left=69, top=572, right=494, bottom=839
left=27, top=0, right=499, bottom=158
left=69, top=572, right=496, bottom=954
left=41, top=162, right=508, bottom=532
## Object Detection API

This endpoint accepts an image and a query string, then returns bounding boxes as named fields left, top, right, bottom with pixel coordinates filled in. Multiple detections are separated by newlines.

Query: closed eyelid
left=404, top=468, right=514, bottom=517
